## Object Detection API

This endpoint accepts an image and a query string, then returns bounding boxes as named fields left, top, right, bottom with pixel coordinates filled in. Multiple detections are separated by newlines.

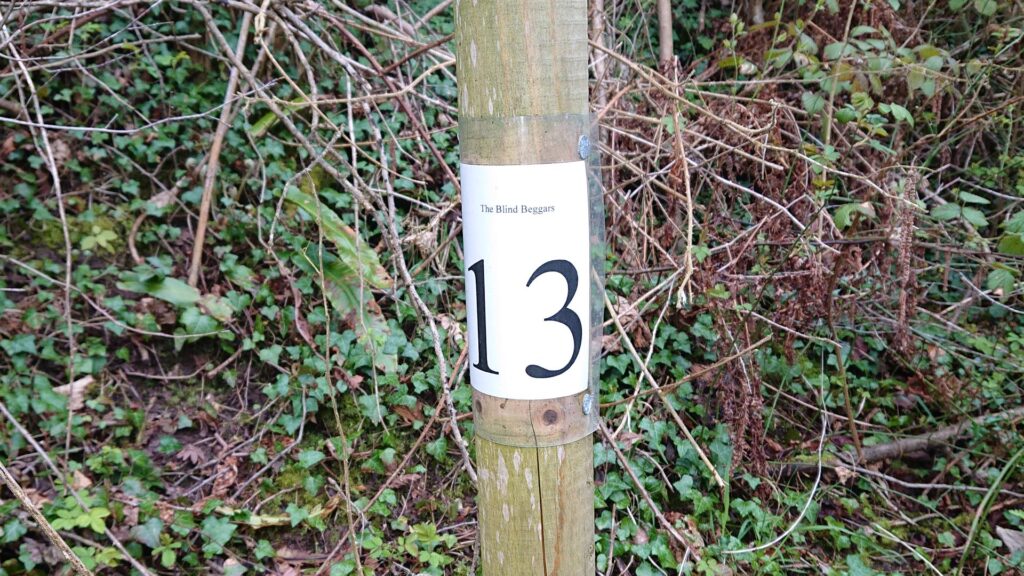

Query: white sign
left=461, top=161, right=590, bottom=400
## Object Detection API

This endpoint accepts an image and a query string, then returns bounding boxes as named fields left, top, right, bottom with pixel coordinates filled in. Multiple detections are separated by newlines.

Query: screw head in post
left=578, top=135, right=590, bottom=160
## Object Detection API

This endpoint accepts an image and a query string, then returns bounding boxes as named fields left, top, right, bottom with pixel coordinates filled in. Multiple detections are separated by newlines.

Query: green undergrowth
left=1, top=0, right=1023, bottom=574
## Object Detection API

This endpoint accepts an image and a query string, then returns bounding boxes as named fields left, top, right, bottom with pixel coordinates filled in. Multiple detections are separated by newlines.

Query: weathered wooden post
left=457, top=1, right=597, bottom=574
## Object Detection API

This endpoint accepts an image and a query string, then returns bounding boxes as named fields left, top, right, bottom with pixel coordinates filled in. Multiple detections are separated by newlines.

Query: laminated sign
left=462, top=161, right=590, bottom=401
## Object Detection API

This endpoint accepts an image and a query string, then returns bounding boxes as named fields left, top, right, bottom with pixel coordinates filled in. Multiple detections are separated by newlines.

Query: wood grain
left=456, top=1, right=595, bottom=573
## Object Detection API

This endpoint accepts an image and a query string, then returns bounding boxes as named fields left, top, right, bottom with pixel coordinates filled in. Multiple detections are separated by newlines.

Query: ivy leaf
left=130, top=518, right=163, bottom=549
left=197, top=294, right=235, bottom=323
left=175, top=307, right=221, bottom=351
left=425, top=436, right=448, bottom=462
left=254, top=540, right=275, bottom=561
left=1, top=519, right=27, bottom=544
left=949, top=0, right=968, bottom=8
left=329, top=561, right=357, bottom=576
left=18, top=543, right=41, bottom=571
left=220, top=255, right=256, bottom=292
left=974, top=0, right=998, bottom=15
left=846, top=554, right=879, bottom=576
left=357, top=394, right=385, bottom=424
left=1, top=334, right=37, bottom=356
left=200, top=516, right=236, bottom=557
left=286, top=503, right=309, bottom=528
left=660, top=115, right=678, bottom=134
left=258, top=345, right=283, bottom=366
left=278, top=413, right=302, bottom=435
left=297, top=449, right=325, bottom=469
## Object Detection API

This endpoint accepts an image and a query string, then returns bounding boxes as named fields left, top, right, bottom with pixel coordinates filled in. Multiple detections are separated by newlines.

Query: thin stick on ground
left=187, top=11, right=252, bottom=287
left=0, top=460, right=93, bottom=576
left=317, top=349, right=468, bottom=574
left=598, top=418, right=702, bottom=562
left=604, top=292, right=727, bottom=490
left=1, top=23, right=77, bottom=466
left=852, top=405, right=1024, bottom=465
left=0, top=401, right=155, bottom=576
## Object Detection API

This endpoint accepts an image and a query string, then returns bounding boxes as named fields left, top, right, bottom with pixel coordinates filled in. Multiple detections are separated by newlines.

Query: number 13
left=467, top=259, right=583, bottom=379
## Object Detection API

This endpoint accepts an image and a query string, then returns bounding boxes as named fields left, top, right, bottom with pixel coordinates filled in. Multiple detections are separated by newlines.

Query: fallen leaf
left=71, top=470, right=93, bottom=491
left=54, top=375, right=94, bottom=411
left=123, top=505, right=139, bottom=527
left=177, top=443, right=206, bottom=465
left=390, top=473, right=422, bottom=488
left=616, top=430, right=642, bottom=448
left=1, top=134, right=15, bottom=157
left=275, top=546, right=316, bottom=562
left=997, top=526, right=1024, bottom=554
left=21, top=488, right=49, bottom=508
left=18, top=538, right=44, bottom=568
left=834, top=465, right=855, bottom=485
left=344, top=373, right=364, bottom=391
left=223, top=558, right=244, bottom=575
left=393, top=404, right=423, bottom=425
left=147, top=187, right=179, bottom=210
left=602, top=332, right=622, bottom=354
left=438, top=314, right=464, bottom=345
left=273, top=562, right=301, bottom=576
left=211, top=456, right=239, bottom=499
left=155, top=501, right=176, bottom=524
left=49, top=138, right=71, bottom=165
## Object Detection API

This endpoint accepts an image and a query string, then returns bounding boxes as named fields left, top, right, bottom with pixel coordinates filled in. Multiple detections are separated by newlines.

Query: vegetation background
left=1, top=0, right=1023, bottom=574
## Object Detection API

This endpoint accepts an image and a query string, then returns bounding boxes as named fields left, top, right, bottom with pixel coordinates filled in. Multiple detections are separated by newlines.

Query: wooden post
left=456, top=1, right=595, bottom=574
